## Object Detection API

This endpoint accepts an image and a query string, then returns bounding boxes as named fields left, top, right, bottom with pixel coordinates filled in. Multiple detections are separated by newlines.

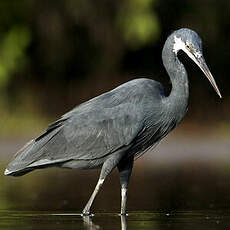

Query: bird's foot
left=81, top=209, right=94, bottom=217
left=81, top=212, right=94, bottom=217
left=119, top=212, right=128, bottom=216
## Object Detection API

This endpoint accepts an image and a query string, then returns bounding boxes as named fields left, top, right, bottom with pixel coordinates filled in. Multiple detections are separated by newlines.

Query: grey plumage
left=6, top=79, right=168, bottom=173
left=4, top=28, right=221, bottom=215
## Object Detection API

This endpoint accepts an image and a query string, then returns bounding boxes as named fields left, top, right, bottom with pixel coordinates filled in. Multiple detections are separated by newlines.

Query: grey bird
left=4, top=28, right=221, bottom=215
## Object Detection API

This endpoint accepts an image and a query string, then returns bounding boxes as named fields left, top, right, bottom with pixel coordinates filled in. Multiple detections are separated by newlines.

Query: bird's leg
left=82, top=151, right=126, bottom=216
left=118, top=156, right=134, bottom=216
left=121, top=187, right=128, bottom=216
left=82, top=177, right=105, bottom=216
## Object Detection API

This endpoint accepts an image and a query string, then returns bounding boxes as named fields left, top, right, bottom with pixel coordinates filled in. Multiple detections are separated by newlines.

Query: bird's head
left=171, top=28, right=222, bottom=98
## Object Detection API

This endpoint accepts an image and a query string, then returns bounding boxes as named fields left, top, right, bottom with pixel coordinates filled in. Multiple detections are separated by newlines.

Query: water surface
left=1, top=210, right=230, bottom=230
left=1, top=134, right=230, bottom=229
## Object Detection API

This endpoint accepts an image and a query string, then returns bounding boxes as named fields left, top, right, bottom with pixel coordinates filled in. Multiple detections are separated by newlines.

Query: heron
left=4, top=28, right=221, bottom=215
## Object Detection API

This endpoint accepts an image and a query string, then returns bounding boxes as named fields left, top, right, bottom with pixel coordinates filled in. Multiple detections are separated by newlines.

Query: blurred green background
left=0, top=0, right=230, bottom=217
left=0, top=0, right=229, bottom=138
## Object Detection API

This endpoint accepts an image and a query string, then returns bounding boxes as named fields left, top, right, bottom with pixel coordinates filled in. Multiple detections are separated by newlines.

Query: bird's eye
left=185, top=43, right=190, bottom=49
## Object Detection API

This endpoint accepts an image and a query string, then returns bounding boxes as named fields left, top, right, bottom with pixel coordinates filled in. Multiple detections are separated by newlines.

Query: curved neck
left=162, top=39, right=189, bottom=121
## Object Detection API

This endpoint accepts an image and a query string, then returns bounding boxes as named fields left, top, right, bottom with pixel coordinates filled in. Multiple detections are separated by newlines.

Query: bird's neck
left=162, top=43, right=189, bottom=122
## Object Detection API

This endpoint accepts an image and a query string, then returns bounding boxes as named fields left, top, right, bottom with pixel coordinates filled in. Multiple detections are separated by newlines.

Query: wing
left=6, top=79, right=161, bottom=174
left=40, top=103, right=143, bottom=162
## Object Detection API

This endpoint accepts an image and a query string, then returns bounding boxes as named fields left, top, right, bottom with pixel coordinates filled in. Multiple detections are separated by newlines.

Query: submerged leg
left=117, top=156, right=134, bottom=215
left=82, top=151, right=126, bottom=215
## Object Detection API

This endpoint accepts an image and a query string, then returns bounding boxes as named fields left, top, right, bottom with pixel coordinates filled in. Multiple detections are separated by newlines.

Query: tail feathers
left=5, top=139, right=36, bottom=176
left=5, top=125, right=63, bottom=177
left=4, top=167, right=34, bottom=177
left=12, top=139, right=35, bottom=160
left=5, top=158, right=70, bottom=177
left=4, top=169, right=10, bottom=175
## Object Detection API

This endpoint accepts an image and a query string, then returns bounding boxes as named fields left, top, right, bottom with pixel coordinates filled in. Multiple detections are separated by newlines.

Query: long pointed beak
left=185, top=49, right=222, bottom=98
left=196, top=56, right=222, bottom=98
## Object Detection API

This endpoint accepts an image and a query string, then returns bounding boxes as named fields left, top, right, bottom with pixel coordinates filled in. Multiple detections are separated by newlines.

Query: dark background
left=0, top=0, right=229, bottom=138
left=0, top=0, right=230, bottom=219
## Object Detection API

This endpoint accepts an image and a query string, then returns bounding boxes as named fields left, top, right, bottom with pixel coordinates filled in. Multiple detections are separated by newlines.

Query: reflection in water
left=83, top=215, right=127, bottom=230
left=0, top=211, right=230, bottom=230
left=83, top=215, right=100, bottom=230
left=120, top=215, right=127, bottom=230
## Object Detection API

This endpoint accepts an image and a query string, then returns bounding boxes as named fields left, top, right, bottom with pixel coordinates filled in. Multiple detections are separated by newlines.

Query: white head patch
left=173, top=36, right=186, bottom=54
left=173, top=35, right=202, bottom=63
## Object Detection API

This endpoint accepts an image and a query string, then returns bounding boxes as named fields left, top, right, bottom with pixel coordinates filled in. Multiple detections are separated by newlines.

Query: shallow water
left=1, top=210, right=230, bottom=230
left=1, top=135, right=230, bottom=229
